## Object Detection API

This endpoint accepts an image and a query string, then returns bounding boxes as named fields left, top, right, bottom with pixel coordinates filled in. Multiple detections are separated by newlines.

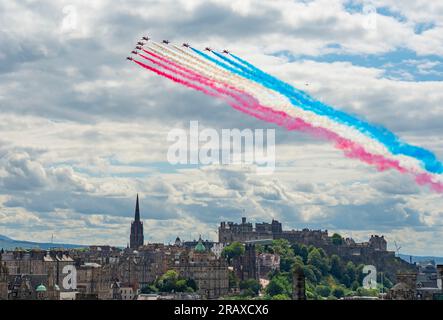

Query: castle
left=218, top=217, right=409, bottom=277
left=219, top=217, right=387, bottom=251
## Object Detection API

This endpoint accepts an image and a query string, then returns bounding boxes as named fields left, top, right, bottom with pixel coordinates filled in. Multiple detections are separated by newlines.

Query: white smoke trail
left=145, top=43, right=441, bottom=182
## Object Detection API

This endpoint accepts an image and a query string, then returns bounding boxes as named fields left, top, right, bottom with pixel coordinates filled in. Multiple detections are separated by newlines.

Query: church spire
left=130, top=194, right=144, bottom=249
left=135, top=194, right=140, bottom=221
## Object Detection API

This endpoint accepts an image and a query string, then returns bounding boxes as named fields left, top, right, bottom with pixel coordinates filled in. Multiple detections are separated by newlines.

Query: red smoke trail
left=139, top=50, right=258, bottom=107
left=132, top=59, right=443, bottom=192
left=133, top=59, right=238, bottom=106
left=135, top=53, right=406, bottom=173
left=415, top=173, right=443, bottom=192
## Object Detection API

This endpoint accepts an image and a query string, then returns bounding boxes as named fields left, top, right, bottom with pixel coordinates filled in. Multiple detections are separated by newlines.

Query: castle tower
left=292, top=267, right=306, bottom=300
left=129, top=194, right=144, bottom=249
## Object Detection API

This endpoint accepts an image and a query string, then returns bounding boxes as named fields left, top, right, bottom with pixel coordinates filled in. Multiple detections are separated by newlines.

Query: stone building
left=233, top=243, right=257, bottom=281
left=173, top=238, right=229, bottom=299
left=257, top=253, right=280, bottom=279
left=7, top=273, right=59, bottom=300
left=387, top=272, right=417, bottom=300
left=0, top=263, right=8, bottom=300
left=76, top=262, right=112, bottom=300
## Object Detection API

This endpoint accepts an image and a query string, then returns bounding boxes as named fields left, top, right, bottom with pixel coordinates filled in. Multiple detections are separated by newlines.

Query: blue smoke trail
left=195, top=48, right=443, bottom=174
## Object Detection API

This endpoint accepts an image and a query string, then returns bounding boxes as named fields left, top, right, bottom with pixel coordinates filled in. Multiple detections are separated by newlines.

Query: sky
left=0, top=0, right=442, bottom=256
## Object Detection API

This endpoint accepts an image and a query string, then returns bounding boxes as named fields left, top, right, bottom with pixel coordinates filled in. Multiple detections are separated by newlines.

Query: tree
left=156, top=270, right=197, bottom=293
left=228, top=270, right=239, bottom=289
left=140, top=284, right=158, bottom=294
left=330, top=255, right=344, bottom=279
left=315, top=285, right=331, bottom=298
left=186, top=278, right=198, bottom=292
left=345, top=261, right=357, bottom=284
left=271, top=294, right=290, bottom=300
left=292, top=243, right=309, bottom=264
left=157, top=270, right=179, bottom=292
left=239, top=279, right=261, bottom=296
left=331, top=233, right=343, bottom=245
left=270, top=239, right=296, bottom=272
left=356, top=287, right=378, bottom=297
left=307, top=248, right=329, bottom=276
left=332, top=287, right=345, bottom=299
left=222, top=242, right=245, bottom=263
left=265, top=274, right=291, bottom=297
left=175, top=279, right=188, bottom=292
left=303, top=265, right=318, bottom=284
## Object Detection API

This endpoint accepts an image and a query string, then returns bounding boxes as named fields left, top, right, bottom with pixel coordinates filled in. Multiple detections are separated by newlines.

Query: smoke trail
left=148, top=44, right=436, bottom=177
left=225, top=52, right=443, bottom=174
left=140, top=49, right=257, bottom=106
left=132, top=54, right=443, bottom=192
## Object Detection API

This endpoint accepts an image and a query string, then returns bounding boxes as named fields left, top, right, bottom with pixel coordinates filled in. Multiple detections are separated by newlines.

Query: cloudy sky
left=0, top=0, right=442, bottom=255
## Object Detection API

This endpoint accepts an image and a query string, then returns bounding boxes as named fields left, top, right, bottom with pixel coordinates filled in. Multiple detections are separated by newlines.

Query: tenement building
left=172, top=237, right=229, bottom=299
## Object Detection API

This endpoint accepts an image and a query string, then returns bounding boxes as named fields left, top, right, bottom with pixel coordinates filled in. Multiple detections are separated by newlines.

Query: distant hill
left=398, top=254, right=443, bottom=265
left=0, top=234, right=87, bottom=250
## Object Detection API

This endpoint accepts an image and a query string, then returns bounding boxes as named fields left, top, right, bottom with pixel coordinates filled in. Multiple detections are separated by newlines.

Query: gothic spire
left=135, top=194, right=140, bottom=221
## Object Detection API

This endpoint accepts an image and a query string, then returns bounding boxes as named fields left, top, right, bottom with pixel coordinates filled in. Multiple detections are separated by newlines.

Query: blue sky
left=0, top=0, right=442, bottom=255
left=275, top=48, right=443, bottom=81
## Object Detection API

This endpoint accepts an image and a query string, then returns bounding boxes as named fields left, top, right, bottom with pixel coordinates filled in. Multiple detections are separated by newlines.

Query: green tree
left=265, top=274, right=291, bottom=297
left=140, top=284, right=158, bottom=294
left=356, top=287, right=378, bottom=297
left=345, top=261, right=357, bottom=284
left=271, top=294, right=290, bottom=300
left=331, top=233, right=343, bottom=245
left=330, top=254, right=344, bottom=279
left=315, top=285, right=331, bottom=297
left=228, top=270, right=239, bottom=289
left=157, top=270, right=179, bottom=292
left=292, top=243, right=309, bottom=264
left=175, top=279, right=188, bottom=292
left=332, top=287, right=345, bottom=299
left=303, top=265, right=318, bottom=284
left=186, top=278, right=198, bottom=292
left=222, top=242, right=245, bottom=263
left=239, top=279, right=261, bottom=296
left=155, top=270, right=197, bottom=293
left=270, top=239, right=296, bottom=272
left=308, top=248, right=329, bottom=276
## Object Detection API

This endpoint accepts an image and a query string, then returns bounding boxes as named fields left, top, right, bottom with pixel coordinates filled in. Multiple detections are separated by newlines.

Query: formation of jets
left=127, top=36, right=150, bottom=60
left=127, top=36, right=231, bottom=61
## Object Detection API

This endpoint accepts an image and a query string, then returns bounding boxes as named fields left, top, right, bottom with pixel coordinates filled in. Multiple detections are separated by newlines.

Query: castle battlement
left=218, top=217, right=390, bottom=259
